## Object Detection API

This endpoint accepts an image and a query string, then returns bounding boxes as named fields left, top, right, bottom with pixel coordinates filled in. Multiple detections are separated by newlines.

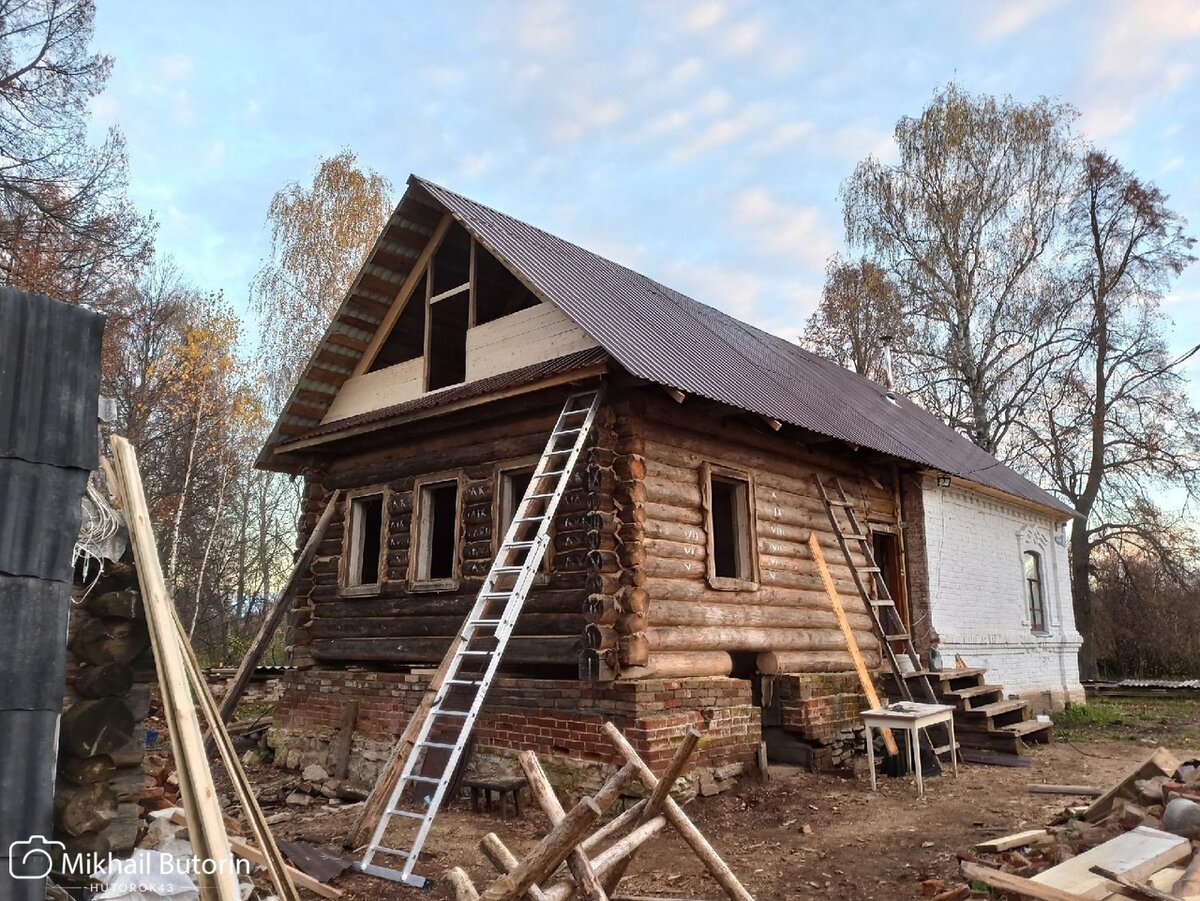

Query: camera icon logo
left=8, top=835, right=65, bottom=880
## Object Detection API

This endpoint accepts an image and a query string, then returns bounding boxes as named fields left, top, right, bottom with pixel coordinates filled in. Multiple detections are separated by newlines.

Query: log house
left=259, top=177, right=1083, bottom=784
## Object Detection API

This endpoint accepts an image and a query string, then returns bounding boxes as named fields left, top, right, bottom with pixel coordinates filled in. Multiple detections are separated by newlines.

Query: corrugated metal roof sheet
left=0, top=287, right=105, bottom=469
left=261, top=176, right=1073, bottom=516
left=281, top=346, right=607, bottom=445
left=0, top=576, right=69, bottom=711
left=0, top=458, right=89, bottom=582
left=0, top=707, right=60, bottom=901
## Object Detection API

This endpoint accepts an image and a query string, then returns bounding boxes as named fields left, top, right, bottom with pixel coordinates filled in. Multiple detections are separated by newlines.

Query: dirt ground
left=252, top=709, right=1200, bottom=901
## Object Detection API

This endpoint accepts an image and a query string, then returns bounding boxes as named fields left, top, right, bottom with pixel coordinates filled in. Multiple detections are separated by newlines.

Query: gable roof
left=261, top=176, right=1073, bottom=518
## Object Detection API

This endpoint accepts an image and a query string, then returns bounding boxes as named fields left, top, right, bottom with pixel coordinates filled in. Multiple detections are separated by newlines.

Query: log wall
left=287, top=386, right=614, bottom=671
left=285, top=383, right=902, bottom=682
left=608, top=390, right=897, bottom=677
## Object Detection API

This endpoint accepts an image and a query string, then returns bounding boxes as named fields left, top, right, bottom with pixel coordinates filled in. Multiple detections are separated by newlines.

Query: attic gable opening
left=473, top=241, right=539, bottom=325
left=368, top=270, right=426, bottom=372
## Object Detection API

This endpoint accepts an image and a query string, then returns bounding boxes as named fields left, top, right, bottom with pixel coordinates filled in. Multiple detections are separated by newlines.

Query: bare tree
left=1014, top=151, right=1199, bottom=679
left=250, top=149, right=392, bottom=409
left=842, top=83, right=1079, bottom=455
left=800, top=256, right=911, bottom=385
left=0, top=0, right=152, bottom=307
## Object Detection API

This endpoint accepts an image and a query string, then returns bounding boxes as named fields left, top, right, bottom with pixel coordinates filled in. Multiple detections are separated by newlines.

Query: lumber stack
left=445, top=722, right=754, bottom=901
left=56, top=563, right=154, bottom=858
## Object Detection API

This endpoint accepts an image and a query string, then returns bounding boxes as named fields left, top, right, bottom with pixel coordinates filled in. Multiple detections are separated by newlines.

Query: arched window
left=1024, top=551, right=1046, bottom=633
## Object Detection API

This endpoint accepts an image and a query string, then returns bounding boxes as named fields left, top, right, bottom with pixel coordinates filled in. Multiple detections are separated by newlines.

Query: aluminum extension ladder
left=357, top=387, right=604, bottom=886
left=813, top=475, right=957, bottom=763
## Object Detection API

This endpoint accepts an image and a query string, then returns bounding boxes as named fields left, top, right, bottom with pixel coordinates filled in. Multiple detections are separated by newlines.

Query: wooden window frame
left=1024, top=550, right=1047, bottom=634
left=410, top=471, right=465, bottom=592
left=494, top=458, right=552, bottom=584
left=700, top=462, right=759, bottom=591
left=340, top=486, right=388, bottom=597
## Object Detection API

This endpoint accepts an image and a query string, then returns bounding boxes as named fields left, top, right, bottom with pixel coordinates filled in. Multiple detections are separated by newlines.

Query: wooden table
left=862, top=702, right=958, bottom=799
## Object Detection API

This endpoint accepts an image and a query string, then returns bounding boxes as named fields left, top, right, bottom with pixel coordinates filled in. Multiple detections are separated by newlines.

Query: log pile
left=445, top=722, right=754, bottom=901
left=57, top=563, right=153, bottom=857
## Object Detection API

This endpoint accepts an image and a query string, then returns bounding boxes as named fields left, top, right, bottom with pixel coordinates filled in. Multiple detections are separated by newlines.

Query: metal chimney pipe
left=879, top=335, right=895, bottom=390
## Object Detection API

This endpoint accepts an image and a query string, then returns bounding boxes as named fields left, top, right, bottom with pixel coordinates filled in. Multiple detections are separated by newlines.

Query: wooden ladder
left=352, top=387, right=604, bottom=887
left=813, top=475, right=957, bottom=763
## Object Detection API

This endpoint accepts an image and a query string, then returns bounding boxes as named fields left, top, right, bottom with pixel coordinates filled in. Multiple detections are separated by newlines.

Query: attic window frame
left=410, top=471, right=465, bottom=592
left=340, top=487, right=387, bottom=597
left=701, top=462, right=759, bottom=591
left=494, top=459, right=552, bottom=584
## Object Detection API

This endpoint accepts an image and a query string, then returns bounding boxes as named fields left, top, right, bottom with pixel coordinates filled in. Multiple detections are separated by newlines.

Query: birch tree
left=842, top=83, right=1079, bottom=456
left=250, top=149, right=393, bottom=408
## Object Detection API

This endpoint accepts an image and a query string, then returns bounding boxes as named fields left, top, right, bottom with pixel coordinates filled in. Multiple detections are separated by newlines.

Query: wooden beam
left=468, top=238, right=478, bottom=327
left=601, top=723, right=753, bottom=901
left=808, top=532, right=898, bottom=756
left=217, top=492, right=342, bottom=726
left=431, top=282, right=471, bottom=304
left=759, top=415, right=782, bottom=431
left=663, top=387, right=686, bottom=404
left=974, top=829, right=1051, bottom=853
left=109, top=437, right=240, bottom=901
left=355, top=213, right=453, bottom=376
left=478, top=798, right=602, bottom=901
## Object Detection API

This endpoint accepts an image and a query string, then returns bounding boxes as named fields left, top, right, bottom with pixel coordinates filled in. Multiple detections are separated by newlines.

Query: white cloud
left=666, top=102, right=769, bottom=162
left=512, top=0, right=577, bottom=51
left=551, top=98, right=625, bottom=143
left=170, top=90, right=196, bottom=127
left=204, top=141, right=225, bottom=168
left=669, top=57, right=705, bottom=86
left=1077, top=0, right=1200, bottom=140
left=685, top=1, right=724, bottom=32
left=732, top=188, right=839, bottom=270
left=979, top=0, right=1066, bottom=40
left=725, top=19, right=764, bottom=55
left=243, top=98, right=261, bottom=121
left=152, top=54, right=194, bottom=81
left=758, top=120, right=813, bottom=152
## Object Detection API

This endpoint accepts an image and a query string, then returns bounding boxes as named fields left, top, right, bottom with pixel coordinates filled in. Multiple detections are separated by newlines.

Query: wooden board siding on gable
left=322, top=357, right=425, bottom=424
left=466, top=302, right=597, bottom=382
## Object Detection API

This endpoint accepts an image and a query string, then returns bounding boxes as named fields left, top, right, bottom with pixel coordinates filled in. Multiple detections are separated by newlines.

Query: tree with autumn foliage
left=251, top=150, right=393, bottom=409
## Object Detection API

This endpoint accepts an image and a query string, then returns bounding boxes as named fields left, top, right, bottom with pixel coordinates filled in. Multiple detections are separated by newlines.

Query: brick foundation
left=268, top=669, right=762, bottom=797
left=771, top=672, right=868, bottom=770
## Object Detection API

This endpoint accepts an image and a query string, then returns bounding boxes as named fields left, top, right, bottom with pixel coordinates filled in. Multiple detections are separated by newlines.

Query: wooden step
left=946, top=685, right=1005, bottom=707
left=964, top=699, right=1027, bottom=720
left=1002, top=719, right=1054, bottom=743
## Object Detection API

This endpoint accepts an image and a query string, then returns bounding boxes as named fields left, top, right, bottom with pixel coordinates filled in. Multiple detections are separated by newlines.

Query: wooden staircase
left=884, top=667, right=1053, bottom=755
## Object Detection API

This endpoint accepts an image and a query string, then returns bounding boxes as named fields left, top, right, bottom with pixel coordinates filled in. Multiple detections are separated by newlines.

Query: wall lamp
left=936, top=474, right=952, bottom=488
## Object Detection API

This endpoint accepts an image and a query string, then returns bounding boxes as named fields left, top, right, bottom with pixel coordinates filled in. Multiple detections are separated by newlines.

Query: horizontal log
left=618, top=632, right=649, bottom=666
left=617, top=587, right=649, bottom=615
left=311, top=636, right=582, bottom=665
left=313, top=589, right=585, bottom=618
left=758, top=650, right=880, bottom=674
left=584, top=624, right=617, bottom=650
left=644, top=502, right=702, bottom=527
left=641, top=519, right=705, bottom=544
left=642, top=625, right=878, bottom=654
left=583, top=594, right=618, bottom=625
left=619, top=651, right=733, bottom=679
left=643, top=537, right=705, bottom=562
left=311, top=613, right=586, bottom=640
left=647, top=598, right=874, bottom=634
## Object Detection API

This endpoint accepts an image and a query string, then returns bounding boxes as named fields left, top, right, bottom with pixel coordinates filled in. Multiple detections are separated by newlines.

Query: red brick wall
left=272, top=668, right=760, bottom=777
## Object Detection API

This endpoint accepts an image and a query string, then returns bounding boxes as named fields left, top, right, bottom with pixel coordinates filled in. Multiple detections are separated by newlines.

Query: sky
left=89, top=0, right=1200, bottom=386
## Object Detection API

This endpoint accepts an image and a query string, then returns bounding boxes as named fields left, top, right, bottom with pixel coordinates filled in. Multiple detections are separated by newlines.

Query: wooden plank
left=975, top=829, right=1051, bottom=853
left=332, top=699, right=359, bottom=781
left=356, top=213, right=453, bottom=376
left=962, top=862, right=1090, bottom=901
left=1029, top=784, right=1104, bottom=797
left=959, top=747, right=1031, bottom=768
left=1091, top=866, right=1184, bottom=901
left=808, top=533, right=898, bottom=756
left=1032, top=827, right=1190, bottom=900
left=431, top=281, right=470, bottom=304
left=109, top=437, right=241, bottom=901
left=217, top=492, right=342, bottom=725
left=170, top=811, right=342, bottom=900
left=1084, top=748, right=1181, bottom=822
left=323, top=358, right=425, bottom=423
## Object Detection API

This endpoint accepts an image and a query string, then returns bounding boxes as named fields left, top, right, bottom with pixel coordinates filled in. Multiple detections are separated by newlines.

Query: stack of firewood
left=56, top=564, right=154, bottom=857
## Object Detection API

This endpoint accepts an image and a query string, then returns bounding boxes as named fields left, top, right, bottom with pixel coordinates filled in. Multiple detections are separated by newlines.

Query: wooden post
left=601, top=723, right=753, bottom=901
left=519, top=751, right=609, bottom=901
left=479, top=834, right=549, bottom=901
left=808, top=534, right=898, bottom=757
left=109, top=436, right=240, bottom=901
left=541, top=818, right=670, bottom=901
left=478, top=798, right=602, bottom=901
left=447, top=866, right=481, bottom=901
left=218, top=491, right=341, bottom=726
left=601, top=727, right=700, bottom=895
left=332, top=699, right=359, bottom=781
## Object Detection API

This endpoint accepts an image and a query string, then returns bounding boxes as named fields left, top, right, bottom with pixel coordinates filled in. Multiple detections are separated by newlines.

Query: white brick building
left=911, top=476, right=1084, bottom=710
